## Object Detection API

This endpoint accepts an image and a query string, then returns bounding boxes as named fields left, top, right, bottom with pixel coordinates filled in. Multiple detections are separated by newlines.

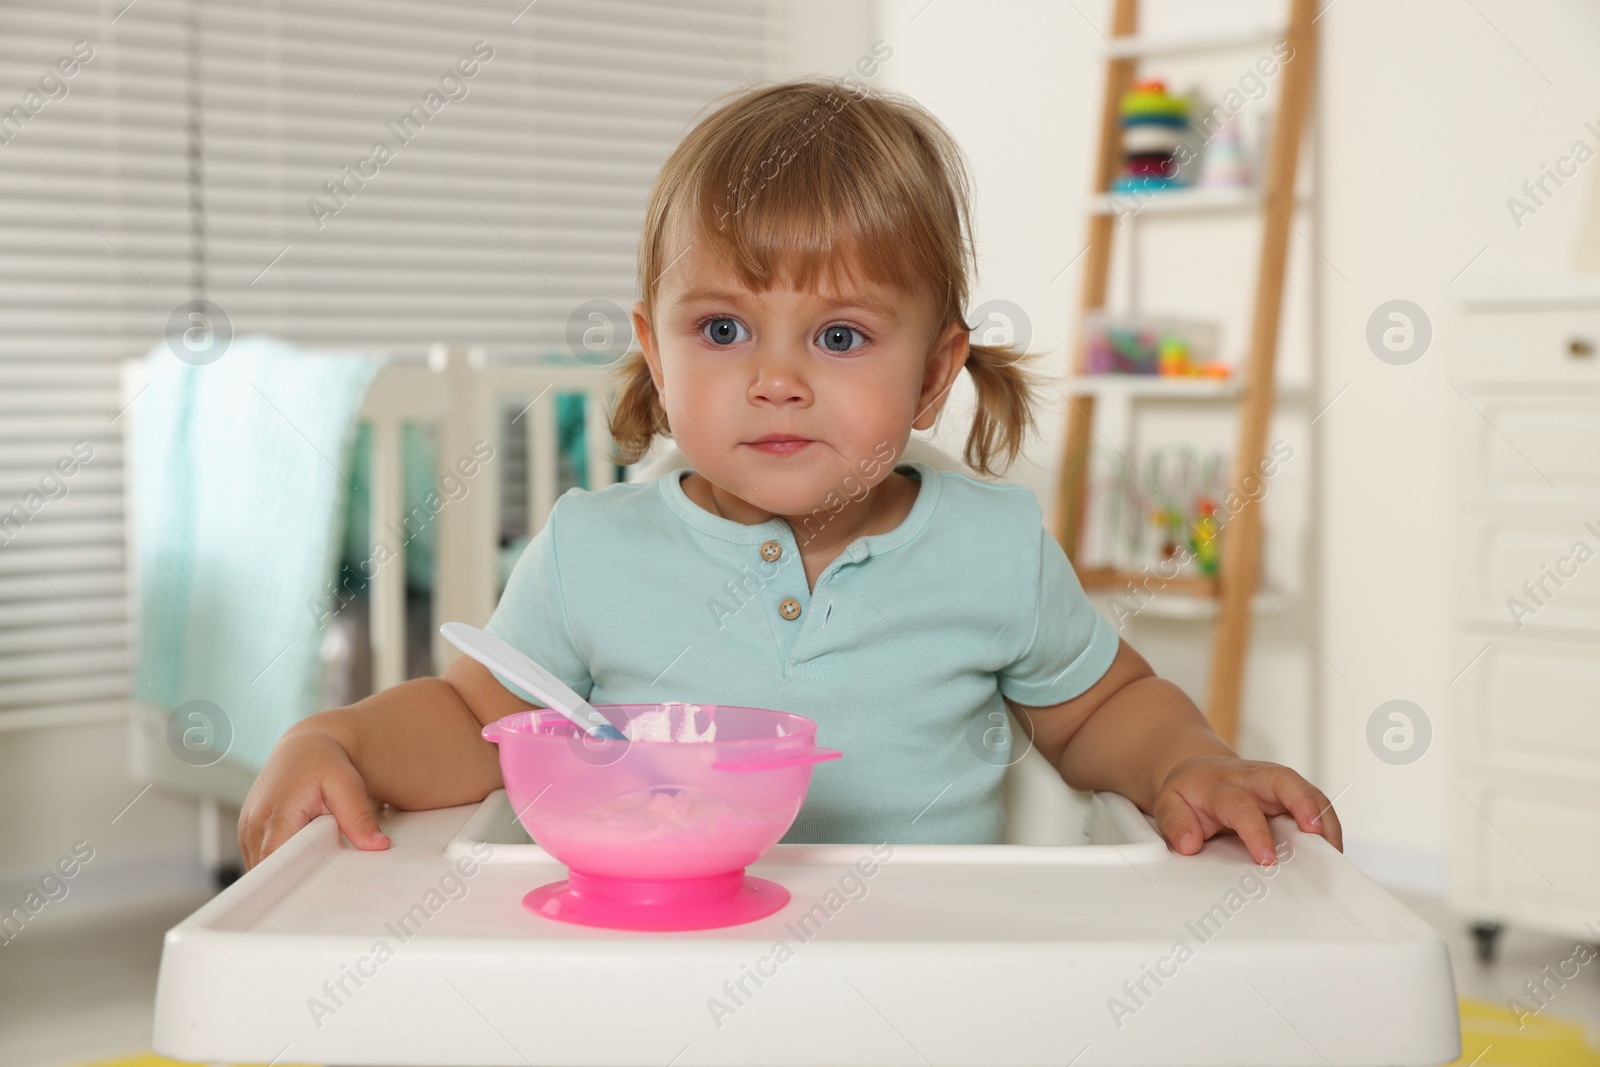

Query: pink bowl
left=482, top=703, right=841, bottom=930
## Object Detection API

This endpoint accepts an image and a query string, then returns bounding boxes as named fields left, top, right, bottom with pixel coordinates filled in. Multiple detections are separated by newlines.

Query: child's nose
left=747, top=343, right=813, bottom=404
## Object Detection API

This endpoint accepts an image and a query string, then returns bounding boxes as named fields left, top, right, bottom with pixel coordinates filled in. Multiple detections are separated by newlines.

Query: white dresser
left=1451, top=277, right=1600, bottom=961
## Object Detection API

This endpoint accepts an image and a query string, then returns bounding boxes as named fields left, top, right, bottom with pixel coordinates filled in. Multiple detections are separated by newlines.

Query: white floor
left=1, top=886, right=1596, bottom=1067
left=1, top=889, right=214, bottom=1067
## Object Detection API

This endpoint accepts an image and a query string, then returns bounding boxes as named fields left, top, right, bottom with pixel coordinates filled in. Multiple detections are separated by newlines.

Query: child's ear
left=632, top=301, right=663, bottom=392
left=912, top=320, right=970, bottom=430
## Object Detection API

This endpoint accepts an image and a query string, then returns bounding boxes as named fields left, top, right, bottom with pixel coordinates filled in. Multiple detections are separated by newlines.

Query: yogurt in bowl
left=620, top=700, right=719, bottom=742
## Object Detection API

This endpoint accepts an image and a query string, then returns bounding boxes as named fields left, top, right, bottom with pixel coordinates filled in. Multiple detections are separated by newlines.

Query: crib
left=126, top=345, right=1462, bottom=1066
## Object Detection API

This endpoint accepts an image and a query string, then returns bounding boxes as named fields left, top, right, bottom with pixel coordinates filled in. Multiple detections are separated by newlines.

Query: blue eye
left=701, top=317, right=748, bottom=346
left=817, top=324, right=867, bottom=353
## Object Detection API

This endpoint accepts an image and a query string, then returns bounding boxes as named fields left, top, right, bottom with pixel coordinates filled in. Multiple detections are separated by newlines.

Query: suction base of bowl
left=523, top=867, right=790, bottom=931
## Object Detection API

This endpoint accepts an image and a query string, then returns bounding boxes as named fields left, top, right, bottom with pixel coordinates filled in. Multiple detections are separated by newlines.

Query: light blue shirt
left=484, top=459, right=1121, bottom=844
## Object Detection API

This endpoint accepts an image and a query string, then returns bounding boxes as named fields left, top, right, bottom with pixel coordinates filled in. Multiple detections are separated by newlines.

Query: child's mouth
left=746, top=439, right=813, bottom=455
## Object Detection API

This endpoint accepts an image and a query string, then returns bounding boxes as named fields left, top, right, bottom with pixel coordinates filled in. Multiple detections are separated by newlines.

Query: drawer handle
left=1569, top=336, right=1595, bottom=358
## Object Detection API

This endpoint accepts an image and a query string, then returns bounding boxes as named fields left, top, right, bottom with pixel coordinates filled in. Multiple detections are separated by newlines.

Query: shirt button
left=760, top=539, right=782, bottom=562
left=779, top=597, right=801, bottom=620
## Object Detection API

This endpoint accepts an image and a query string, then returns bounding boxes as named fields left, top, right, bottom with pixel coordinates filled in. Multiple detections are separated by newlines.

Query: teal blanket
left=132, top=335, right=386, bottom=771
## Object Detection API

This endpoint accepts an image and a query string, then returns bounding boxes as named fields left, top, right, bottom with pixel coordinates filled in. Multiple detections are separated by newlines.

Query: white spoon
left=440, top=621, right=626, bottom=741
left=442, top=621, right=837, bottom=809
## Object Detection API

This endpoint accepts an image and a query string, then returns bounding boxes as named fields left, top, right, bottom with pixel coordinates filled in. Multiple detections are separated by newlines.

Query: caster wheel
left=1470, top=920, right=1504, bottom=964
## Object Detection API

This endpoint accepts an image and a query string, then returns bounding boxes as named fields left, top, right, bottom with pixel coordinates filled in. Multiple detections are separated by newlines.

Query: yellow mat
left=1448, top=997, right=1600, bottom=1067
left=72, top=1056, right=314, bottom=1067
left=77, top=999, right=1600, bottom=1067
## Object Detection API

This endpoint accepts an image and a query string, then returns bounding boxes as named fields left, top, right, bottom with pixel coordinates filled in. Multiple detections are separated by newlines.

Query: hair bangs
left=684, top=146, right=934, bottom=309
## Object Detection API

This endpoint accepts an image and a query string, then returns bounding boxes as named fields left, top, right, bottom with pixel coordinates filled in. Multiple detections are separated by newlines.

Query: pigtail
left=606, top=349, right=671, bottom=466
left=960, top=341, right=1049, bottom=479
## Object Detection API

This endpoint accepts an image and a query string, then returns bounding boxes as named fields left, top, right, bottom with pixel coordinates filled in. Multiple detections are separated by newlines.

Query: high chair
left=152, top=785, right=1461, bottom=1066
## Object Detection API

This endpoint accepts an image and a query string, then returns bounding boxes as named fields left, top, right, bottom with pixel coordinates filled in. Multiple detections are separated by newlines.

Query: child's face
left=634, top=242, right=968, bottom=518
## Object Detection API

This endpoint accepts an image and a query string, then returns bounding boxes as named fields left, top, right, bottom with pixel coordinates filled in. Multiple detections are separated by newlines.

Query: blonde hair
left=608, top=75, right=1047, bottom=479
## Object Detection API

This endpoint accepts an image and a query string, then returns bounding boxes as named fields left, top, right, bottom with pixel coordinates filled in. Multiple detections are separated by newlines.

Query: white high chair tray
left=153, top=789, right=1459, bottom=1067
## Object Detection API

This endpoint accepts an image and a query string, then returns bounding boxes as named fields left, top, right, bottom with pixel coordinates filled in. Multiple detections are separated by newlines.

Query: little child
left=240, top=76, right=1342, bottom=869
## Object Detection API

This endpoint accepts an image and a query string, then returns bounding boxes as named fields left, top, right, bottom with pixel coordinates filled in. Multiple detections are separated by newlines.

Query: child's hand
left=237, top=727, right=390, bottom=870
left=1151, top=754, right=1342, bottom=866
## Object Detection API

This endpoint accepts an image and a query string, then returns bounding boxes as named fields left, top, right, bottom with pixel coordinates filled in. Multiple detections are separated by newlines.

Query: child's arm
left=237, top=655, right=534, bottom=869
left=1005, top=638, right=1343, bottom=866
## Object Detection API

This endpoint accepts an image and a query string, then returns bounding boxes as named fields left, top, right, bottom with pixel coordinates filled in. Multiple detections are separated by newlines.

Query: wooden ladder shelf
left=1051, top=0, right=1317, bottom=747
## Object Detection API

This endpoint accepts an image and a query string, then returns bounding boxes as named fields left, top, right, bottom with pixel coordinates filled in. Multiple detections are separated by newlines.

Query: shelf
left=1094, top=591, right=1279, bottom=621
left=1100, top=24, right=1286, bottom=59
left=1062, top=374, right=1240, bottom=399
left=1089, top=185, right=1309, bottom=218
left=1078, top=567, right=1285, bottom=622
left=1079, top=566, right=1217, bottom=597
left=1061, top=375, right=1315, bottom=403
left=1060, top=0, right=1319, bottom=746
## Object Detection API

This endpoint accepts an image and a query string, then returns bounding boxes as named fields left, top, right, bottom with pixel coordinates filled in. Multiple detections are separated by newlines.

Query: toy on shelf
left=1112, top=79, right=1191, bottom=194
left=1149, top=446, right=1201, bottom=562
left=1081, top=444, right=1231, bottom=580
left=1197, top=118, right=1249, bottom=190
left=1083, top=311, right=1232, bottom=378
left=1157, top=342, right=1234, bottom=379
left=1189, top=499, right=1220, bottom=576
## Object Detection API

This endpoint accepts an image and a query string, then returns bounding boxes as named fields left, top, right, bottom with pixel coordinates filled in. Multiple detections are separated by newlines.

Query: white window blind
left=1, top=0, right=777, bottom=725
left=197, top=0, right=777, bottom=358
left=0, top=0, right=191, bottom=727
